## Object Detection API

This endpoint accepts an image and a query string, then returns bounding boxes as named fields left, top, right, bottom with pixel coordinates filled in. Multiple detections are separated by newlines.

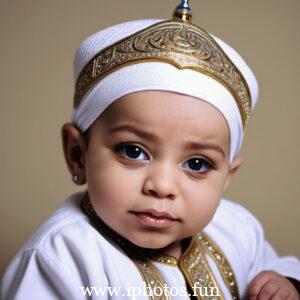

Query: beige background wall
left=1, top=0, right=299, bottom=277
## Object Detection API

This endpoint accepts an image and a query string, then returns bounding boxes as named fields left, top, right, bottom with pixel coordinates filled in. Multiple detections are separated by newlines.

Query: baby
left=1, top=1, right=300, bottom=299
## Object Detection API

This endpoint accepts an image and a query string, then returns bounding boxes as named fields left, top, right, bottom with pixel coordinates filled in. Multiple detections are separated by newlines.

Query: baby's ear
left=61, top=123, right=87, bottom=185
left=229, top=154, right=242, bottom=176
left=224, top=155, right=242, bottom=191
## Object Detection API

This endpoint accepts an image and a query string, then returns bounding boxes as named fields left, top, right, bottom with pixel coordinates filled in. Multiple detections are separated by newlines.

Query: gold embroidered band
left=197, top=233, right=239, bottom=300
left=74, top=18, right=251, bottom=129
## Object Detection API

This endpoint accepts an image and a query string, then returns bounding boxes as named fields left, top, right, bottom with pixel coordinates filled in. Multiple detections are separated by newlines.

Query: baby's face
left=84, top=91, right=232, bottom=250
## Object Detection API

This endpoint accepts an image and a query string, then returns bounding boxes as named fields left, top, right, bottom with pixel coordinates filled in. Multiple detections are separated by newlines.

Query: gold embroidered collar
left=81, top=192, right=239, bottom=299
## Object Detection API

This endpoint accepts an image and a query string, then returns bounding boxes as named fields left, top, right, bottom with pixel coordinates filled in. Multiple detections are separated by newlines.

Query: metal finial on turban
left=173, top=0, right=192, bottom=22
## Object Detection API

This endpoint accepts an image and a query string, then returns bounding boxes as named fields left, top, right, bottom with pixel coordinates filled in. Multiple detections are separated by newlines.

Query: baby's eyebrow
left=184, top=141, right=225, bottom=158
left=109, top=124, right=159, bottom=141
left=109, top=124, right=225, bottom=158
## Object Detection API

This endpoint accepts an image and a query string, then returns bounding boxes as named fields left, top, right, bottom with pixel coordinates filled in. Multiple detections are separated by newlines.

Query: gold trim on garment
left=178, top=235, right=224, bottom=299
left=81, top=192, right=239, bottom=299
left=74, top=20, right=251, bottom=129
left=196, top=233, right=239, bottom=300
left=133, top=259, right=172, bottom=300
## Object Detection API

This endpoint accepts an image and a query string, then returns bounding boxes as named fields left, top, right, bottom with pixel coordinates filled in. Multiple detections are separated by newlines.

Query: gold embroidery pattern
left=178, top=236, right=224, bottom=300
left=197, top=233, right=239, bottom=300
left=74, top=20, right=251, bottom=128
left=133, top=259, right=172, bottom=300
left=148, top=255, right=178, bottom=267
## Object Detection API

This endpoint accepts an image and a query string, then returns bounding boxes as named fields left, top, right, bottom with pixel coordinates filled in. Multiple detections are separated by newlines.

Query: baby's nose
left=142, top=162, right=179, bottom=200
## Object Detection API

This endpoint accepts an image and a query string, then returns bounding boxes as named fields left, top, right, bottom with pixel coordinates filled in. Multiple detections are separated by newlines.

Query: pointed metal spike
left=176, top=0, right=191, bottom=11
left=173, top=0, right=192, bottom=23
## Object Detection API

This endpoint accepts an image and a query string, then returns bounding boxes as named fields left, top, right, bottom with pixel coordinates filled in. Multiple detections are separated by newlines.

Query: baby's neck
left=160, top=237, right=194, bottom=260
left=160, top=240, right=183, bottom=260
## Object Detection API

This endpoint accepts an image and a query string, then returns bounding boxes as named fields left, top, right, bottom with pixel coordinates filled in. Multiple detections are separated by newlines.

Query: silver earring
left=72, top=175, right=79, bottom=182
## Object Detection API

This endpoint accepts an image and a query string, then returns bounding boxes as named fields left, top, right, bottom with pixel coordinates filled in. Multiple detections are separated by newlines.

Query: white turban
left=71, top=19, right=259, bottom=163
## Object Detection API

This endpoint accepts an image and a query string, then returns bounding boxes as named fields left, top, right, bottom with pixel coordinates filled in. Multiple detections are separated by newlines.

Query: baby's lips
left=132, top=208, right=178, bottom=220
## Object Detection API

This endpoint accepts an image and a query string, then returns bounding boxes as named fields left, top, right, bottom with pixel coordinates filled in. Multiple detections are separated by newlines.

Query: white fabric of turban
left=71, top=19, right=259, bottom=163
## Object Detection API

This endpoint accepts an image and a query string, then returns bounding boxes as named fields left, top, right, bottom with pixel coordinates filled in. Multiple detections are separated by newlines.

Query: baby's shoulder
left=204, top=199, right=265, bottom=259
left=19, top=192, right=95, bottom=250
left=214, top=198, right=261, bottom=228
left=1, top=192, right=112, bottom=298
left=10, top=192, right=111, bottom=273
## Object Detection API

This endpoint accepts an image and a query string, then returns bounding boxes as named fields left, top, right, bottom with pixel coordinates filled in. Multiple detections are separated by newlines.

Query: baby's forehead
left=105, top=91, right=226, bottom=120
left=96, top=91, right=230, bottom=148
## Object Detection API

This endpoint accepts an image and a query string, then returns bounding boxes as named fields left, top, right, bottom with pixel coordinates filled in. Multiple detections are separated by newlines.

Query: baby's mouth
left=130, top=209, right=179, bottom=228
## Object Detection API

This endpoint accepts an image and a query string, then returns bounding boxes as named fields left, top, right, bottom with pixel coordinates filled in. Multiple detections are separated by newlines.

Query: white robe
left=1, top=191, right=299, bottom=300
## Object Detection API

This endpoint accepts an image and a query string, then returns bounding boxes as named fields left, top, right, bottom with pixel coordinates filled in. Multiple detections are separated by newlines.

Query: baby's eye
left=182, top=157, right=212, bottom=174
left=116, top=143, right=149, bottom=161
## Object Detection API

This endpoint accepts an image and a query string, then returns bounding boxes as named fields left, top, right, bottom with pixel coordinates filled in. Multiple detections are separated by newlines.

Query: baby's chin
left=126, top=231, right=182, bottom=251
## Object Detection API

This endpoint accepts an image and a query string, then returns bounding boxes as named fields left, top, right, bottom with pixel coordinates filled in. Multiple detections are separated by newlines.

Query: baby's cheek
left=90, top=167, right=145, bottom=212
left=186, top=185, right=221, bottom=226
